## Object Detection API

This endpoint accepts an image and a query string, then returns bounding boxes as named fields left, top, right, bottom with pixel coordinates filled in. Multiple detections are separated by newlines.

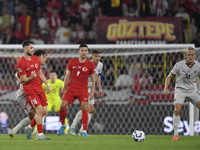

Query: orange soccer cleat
left=172, top=135, right=179, bottom=141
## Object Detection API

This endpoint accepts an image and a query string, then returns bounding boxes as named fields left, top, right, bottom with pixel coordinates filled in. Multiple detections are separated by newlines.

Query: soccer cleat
left=34, top=135, right=39, bottom=140
left=78, top=131, right=82, bottom=136
left=8, top=129, right=14, bottom=138
left=37, top=134, right=51, bottom=140
left=25, top=126, right=32, bottom=140
left=68, top=128, right=76, bottom=136
left=82, top=132, right=88, bottom=137
left=172, top=135, right=179, bottom=141
left=57, top=125, right=66, bottom=136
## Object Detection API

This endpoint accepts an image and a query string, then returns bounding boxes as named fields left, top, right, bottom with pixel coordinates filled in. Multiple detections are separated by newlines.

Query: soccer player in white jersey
left=68, top=50, right=104, bottom=135
left=8, top=49, right=47, bottom=139
left=164, top=47, right=200, bottom=141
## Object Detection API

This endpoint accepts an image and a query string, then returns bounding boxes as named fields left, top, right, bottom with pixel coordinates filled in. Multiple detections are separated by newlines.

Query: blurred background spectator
left=0, top=0, right=198, bottom=45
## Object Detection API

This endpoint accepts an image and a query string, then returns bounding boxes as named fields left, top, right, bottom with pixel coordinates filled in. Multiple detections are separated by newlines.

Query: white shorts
left=174, top=89, right=200, bottom=105
left=15, top=88, right=32, bottom=115
left=88, top=89, right=94, bottom=105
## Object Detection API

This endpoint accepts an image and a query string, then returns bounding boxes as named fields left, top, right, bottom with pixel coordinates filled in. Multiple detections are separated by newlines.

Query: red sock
left=82, top=110, right=88, bottom=130
left=59, top=109, right=66, bottom=125
left=30, top=118, right=36, bottom=128
left=37, top=124, right=43, bottom=134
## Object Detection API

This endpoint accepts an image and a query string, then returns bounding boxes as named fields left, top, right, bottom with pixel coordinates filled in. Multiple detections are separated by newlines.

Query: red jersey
left=67, top=58, right=95, bottom=91
left=17, top=55, right=44, bottom=95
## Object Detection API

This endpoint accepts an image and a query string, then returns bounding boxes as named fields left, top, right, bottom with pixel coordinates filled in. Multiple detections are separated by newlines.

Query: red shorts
left=26, top=92, right=48, bottom=109
left=62, top=89, right=88, bottom=104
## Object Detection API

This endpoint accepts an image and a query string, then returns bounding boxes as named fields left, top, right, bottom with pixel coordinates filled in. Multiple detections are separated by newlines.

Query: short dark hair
left=22, top=40, right=34, bottom=48
left=50, top=70, right=57, bottom=74
left=79, top=43, right=88, bottom=49
left=92, top=50, right=100, bottom=55
left=33, top=49, right=47, bottom=57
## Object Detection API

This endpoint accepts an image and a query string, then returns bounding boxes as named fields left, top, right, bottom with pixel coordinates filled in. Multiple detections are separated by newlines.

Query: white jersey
left=88, top=61, right=103, bottom=90
left=171, top=59, right=200, bottom=92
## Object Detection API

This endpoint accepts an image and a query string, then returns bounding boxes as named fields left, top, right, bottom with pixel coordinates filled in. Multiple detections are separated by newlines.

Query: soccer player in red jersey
left=17, top=40, right=51, bottom=140
left=57, top=44, right=96, bottom=137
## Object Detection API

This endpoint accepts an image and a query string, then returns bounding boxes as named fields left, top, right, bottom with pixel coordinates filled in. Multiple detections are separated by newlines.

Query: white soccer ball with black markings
left=132, top=130, right=145, bottom=142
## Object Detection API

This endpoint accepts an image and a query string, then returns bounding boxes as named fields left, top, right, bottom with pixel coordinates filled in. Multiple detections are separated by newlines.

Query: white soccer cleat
left=8, top=129, right=14, bottom=138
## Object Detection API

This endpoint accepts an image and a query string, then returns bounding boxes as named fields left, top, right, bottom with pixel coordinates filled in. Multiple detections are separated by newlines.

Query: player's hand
left=89, top=92, right=94, bottom=100
left=99, top=89, right=104, bottom=97
left=13, top=102, right=19, bottom=106
left=19, top=78, right=26, bottom=84
left=31, top=72, right=37, bottom=79
left=61, top=87, right=67, bottom=96
left=46, top=85, right=51, bottom=94
left=164, top=88, right=168, bottom=95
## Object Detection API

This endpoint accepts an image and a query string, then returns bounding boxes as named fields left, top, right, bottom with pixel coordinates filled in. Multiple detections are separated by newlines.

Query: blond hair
left=185, top=47, right=195, bottom=54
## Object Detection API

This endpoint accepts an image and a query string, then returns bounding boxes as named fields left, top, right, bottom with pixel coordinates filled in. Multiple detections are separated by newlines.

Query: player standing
left=17, top=40, right=51, bottom=140
left=57, top=44, right=96, bottom=137
left=69, top=50, right=104, bottom=135
left=164, top=47, right=200, bottom=140
left=32, top=71, right=69, bottom=134
left=8, top=49, right=47, bottom=138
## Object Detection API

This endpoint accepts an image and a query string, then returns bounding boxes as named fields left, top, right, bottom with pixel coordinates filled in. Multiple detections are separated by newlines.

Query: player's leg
left=8, top=112, right=34, bottom=138
left=33, top=103, right=51, bottom=134
left=70, top=110, right=82, bottom=135
left=54, top=102, right=69, bottom=134
left=57, top=100, right=70, bottom=135
left=80, top=101, right=89, bottom=137
left=79, top=103, right=94, bottom=135
left=172, top=90, right=185, bottom=141
left=8, top=97, right=34, bottom=138
left=172, top=103, right=182, bottom=140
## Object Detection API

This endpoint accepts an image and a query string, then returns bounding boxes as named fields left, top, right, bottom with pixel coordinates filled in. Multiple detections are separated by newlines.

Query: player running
left=69, top=50, right=104, bottom=135
left=8, top=49, right=47, bottom=139
left=17, top=40, right=51, bottom=140
left=164, top=47, right=200, bottom=141
left=57, top=43, right=96, bottom=137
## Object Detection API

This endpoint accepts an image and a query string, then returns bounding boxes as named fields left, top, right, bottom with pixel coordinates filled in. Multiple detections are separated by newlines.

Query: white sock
left=173, top=114, right=180, bottom=136
left=71, top=110, right=82, bottom=129
left=79, top=113, right=93, bottom=133
left=28, top=124, right=33, bottom=129
left=13, top=117, right=31, bottom=134
left=38, top=133, right=43, bottom=136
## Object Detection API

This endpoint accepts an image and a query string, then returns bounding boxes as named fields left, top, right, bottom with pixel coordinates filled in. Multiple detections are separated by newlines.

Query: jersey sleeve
left=90, top=62, right=96, bottom=74
left=67, top=60, right=72, bottom=72
left=171, top=63, right=178, bottom=75
left=17, top=60, right=26, bottom=76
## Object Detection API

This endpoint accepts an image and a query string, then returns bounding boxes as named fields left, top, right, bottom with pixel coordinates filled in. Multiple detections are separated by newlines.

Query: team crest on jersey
left=82, top=67, right=88, bottom=72
left=194, top=70, right=197, bottom=74
left=35, top=63, right=38, bottom=68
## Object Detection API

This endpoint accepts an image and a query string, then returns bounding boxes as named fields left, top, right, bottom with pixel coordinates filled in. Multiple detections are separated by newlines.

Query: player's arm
left=97, top=74, right=104, bottom=97
left=38, top=69, right=51, bottom=94
left=61, top=70, right=71, bottom=96
left=89, top=74, right=95, bottom=100
left=164, top=73, right=174, bottom=95
left=19, top=72, right=37, bottom=84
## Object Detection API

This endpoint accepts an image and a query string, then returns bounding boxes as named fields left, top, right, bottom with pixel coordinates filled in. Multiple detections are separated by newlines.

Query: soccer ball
left=132, top=130, right=145, bottom=142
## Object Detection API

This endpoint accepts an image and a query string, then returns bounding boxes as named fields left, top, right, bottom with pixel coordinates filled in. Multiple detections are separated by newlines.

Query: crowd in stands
left=0, top=0, right=199, bottom=46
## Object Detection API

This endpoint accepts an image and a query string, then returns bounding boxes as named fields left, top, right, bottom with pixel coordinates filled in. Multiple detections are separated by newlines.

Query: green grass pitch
left=0, top=134, right=200, bottom=150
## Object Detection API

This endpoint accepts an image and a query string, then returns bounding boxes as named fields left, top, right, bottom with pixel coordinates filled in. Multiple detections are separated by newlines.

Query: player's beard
left=27, top=51, right=32, bottom=56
